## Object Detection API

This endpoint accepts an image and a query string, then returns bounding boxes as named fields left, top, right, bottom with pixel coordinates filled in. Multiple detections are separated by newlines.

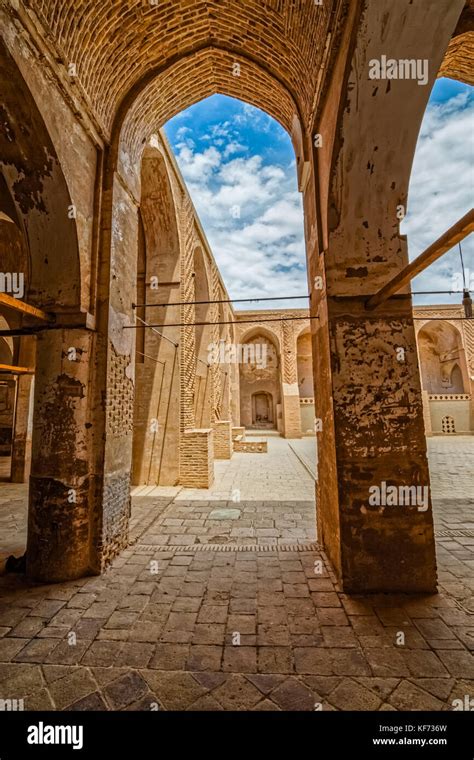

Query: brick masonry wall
left=212, top=420, right=232, bottom=460
left=30, top=1, right=335, bottom=140
left=180, top=429, right=214, bottom=488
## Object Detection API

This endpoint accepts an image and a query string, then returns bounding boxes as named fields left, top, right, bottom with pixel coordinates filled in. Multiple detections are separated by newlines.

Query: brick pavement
left=0, top=437, right=472, bottom=711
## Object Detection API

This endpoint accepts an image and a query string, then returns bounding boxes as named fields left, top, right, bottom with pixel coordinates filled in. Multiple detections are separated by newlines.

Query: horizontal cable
left=413, top=316, right=472, bottom=321
left=124, top=315, right=319, bottom=330
left=133, top=290, right=469, bottom=310
left=411, top=290, right=470, bottom=295
left=132, top=295, right=310, bottom=309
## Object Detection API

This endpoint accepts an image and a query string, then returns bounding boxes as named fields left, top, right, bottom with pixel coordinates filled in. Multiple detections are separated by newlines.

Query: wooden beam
left=0, top=363, right=34, bottom=375
left=0, top=292, right=54, bottom=322
left=366, top=208, right=474, bottom=311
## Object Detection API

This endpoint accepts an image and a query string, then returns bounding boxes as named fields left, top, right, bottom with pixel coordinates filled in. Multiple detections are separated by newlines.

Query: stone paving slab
left=0, top=483, right=28, bottom=566
left=0, top=438, right=472, bottom=710
left=0, top=545, right=472, bottom=711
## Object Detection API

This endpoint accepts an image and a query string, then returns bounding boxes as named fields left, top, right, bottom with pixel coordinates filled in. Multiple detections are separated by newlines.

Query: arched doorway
left=251, top=391, right=274, bottom=428
left=79, top=0, right=463, bottom=592
left=238, top=329, right=281, bottom=432
left=417, top=319, right=470, bottom=434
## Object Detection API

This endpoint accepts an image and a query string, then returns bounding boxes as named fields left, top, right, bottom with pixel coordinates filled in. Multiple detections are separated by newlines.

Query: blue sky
left=165, top=79, right=473, bottom=309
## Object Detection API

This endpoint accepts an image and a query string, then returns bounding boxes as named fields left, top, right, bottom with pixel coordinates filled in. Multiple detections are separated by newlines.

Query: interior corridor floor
left=0, top=437, right=472, bottom=711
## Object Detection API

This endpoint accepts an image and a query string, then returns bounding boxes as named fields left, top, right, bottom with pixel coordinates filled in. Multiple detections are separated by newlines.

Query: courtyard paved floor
left=0, top=437, right=472, bottom=711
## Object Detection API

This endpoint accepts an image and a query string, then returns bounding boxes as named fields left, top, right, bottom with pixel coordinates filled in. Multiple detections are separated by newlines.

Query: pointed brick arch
left=117, top=47, right=308, bottom=183
left=6, top=0, right=468, bottom=591
left=31, top=0, right=336, bottom=137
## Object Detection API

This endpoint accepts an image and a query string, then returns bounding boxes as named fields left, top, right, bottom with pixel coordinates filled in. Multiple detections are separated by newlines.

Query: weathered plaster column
left=281, top=320, right=302, bottom=439
left=27, top=326, right=99, bottom=582
left=305, top=0, right=463, bottom=592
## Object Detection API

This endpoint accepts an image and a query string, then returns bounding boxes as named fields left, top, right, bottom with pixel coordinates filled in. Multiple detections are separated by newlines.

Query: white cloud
left=172, top=131, right=307, bottom=307
left=175, top=145, right=222, bottom=182
left=403, top=91, right=473, bottom=304
left=169, top=89, right=472, bottom=312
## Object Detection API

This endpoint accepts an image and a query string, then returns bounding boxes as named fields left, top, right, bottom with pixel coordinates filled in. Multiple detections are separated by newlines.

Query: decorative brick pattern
left=180, top=198, right=197, bottom=434
left=106, top=347, right=134, bottom=437
left=282, top=320, right=297, bottom=385
left=101, top=472, right=131, bottom=566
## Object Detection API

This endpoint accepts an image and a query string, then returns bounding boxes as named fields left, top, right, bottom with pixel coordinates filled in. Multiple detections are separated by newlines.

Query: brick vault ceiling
left=30, top=0, right=341, bottom=139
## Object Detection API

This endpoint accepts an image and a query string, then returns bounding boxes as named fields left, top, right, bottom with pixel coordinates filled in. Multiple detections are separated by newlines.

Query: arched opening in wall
left=154, top=92, right=315, bottom=545
left=106, top=45, right=314, bottom=571
left=405, top=55, right=474, bottom=601
left=111, top=86, right=314, bottom=565
left=252, top=391, right=274, bottom=427
left=0, top=39, right=83, bottom=579
left=0, top=173, right=32, bottom=486
left=0, top=178, right=36, bottom=567
left=238, top=328, right=281, bottom=432
left=417, top=320, right=470, bottom=433
left=131, top=145, right=181, bottom=487
left=418, top=322, right=468, bottom=394
left=451, top=363, right=465, bottom=392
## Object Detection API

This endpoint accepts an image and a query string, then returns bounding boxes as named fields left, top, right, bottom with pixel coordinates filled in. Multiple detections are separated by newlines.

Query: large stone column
left=312, top=291, right=437, bottom=593
left=27, top=326, right=99, bottom=582
left=305, top=0, right=464, bottom=592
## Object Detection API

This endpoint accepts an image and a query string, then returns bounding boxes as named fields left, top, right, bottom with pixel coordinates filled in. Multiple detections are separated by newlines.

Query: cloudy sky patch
left=165, top=80, right=473, bottom=310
